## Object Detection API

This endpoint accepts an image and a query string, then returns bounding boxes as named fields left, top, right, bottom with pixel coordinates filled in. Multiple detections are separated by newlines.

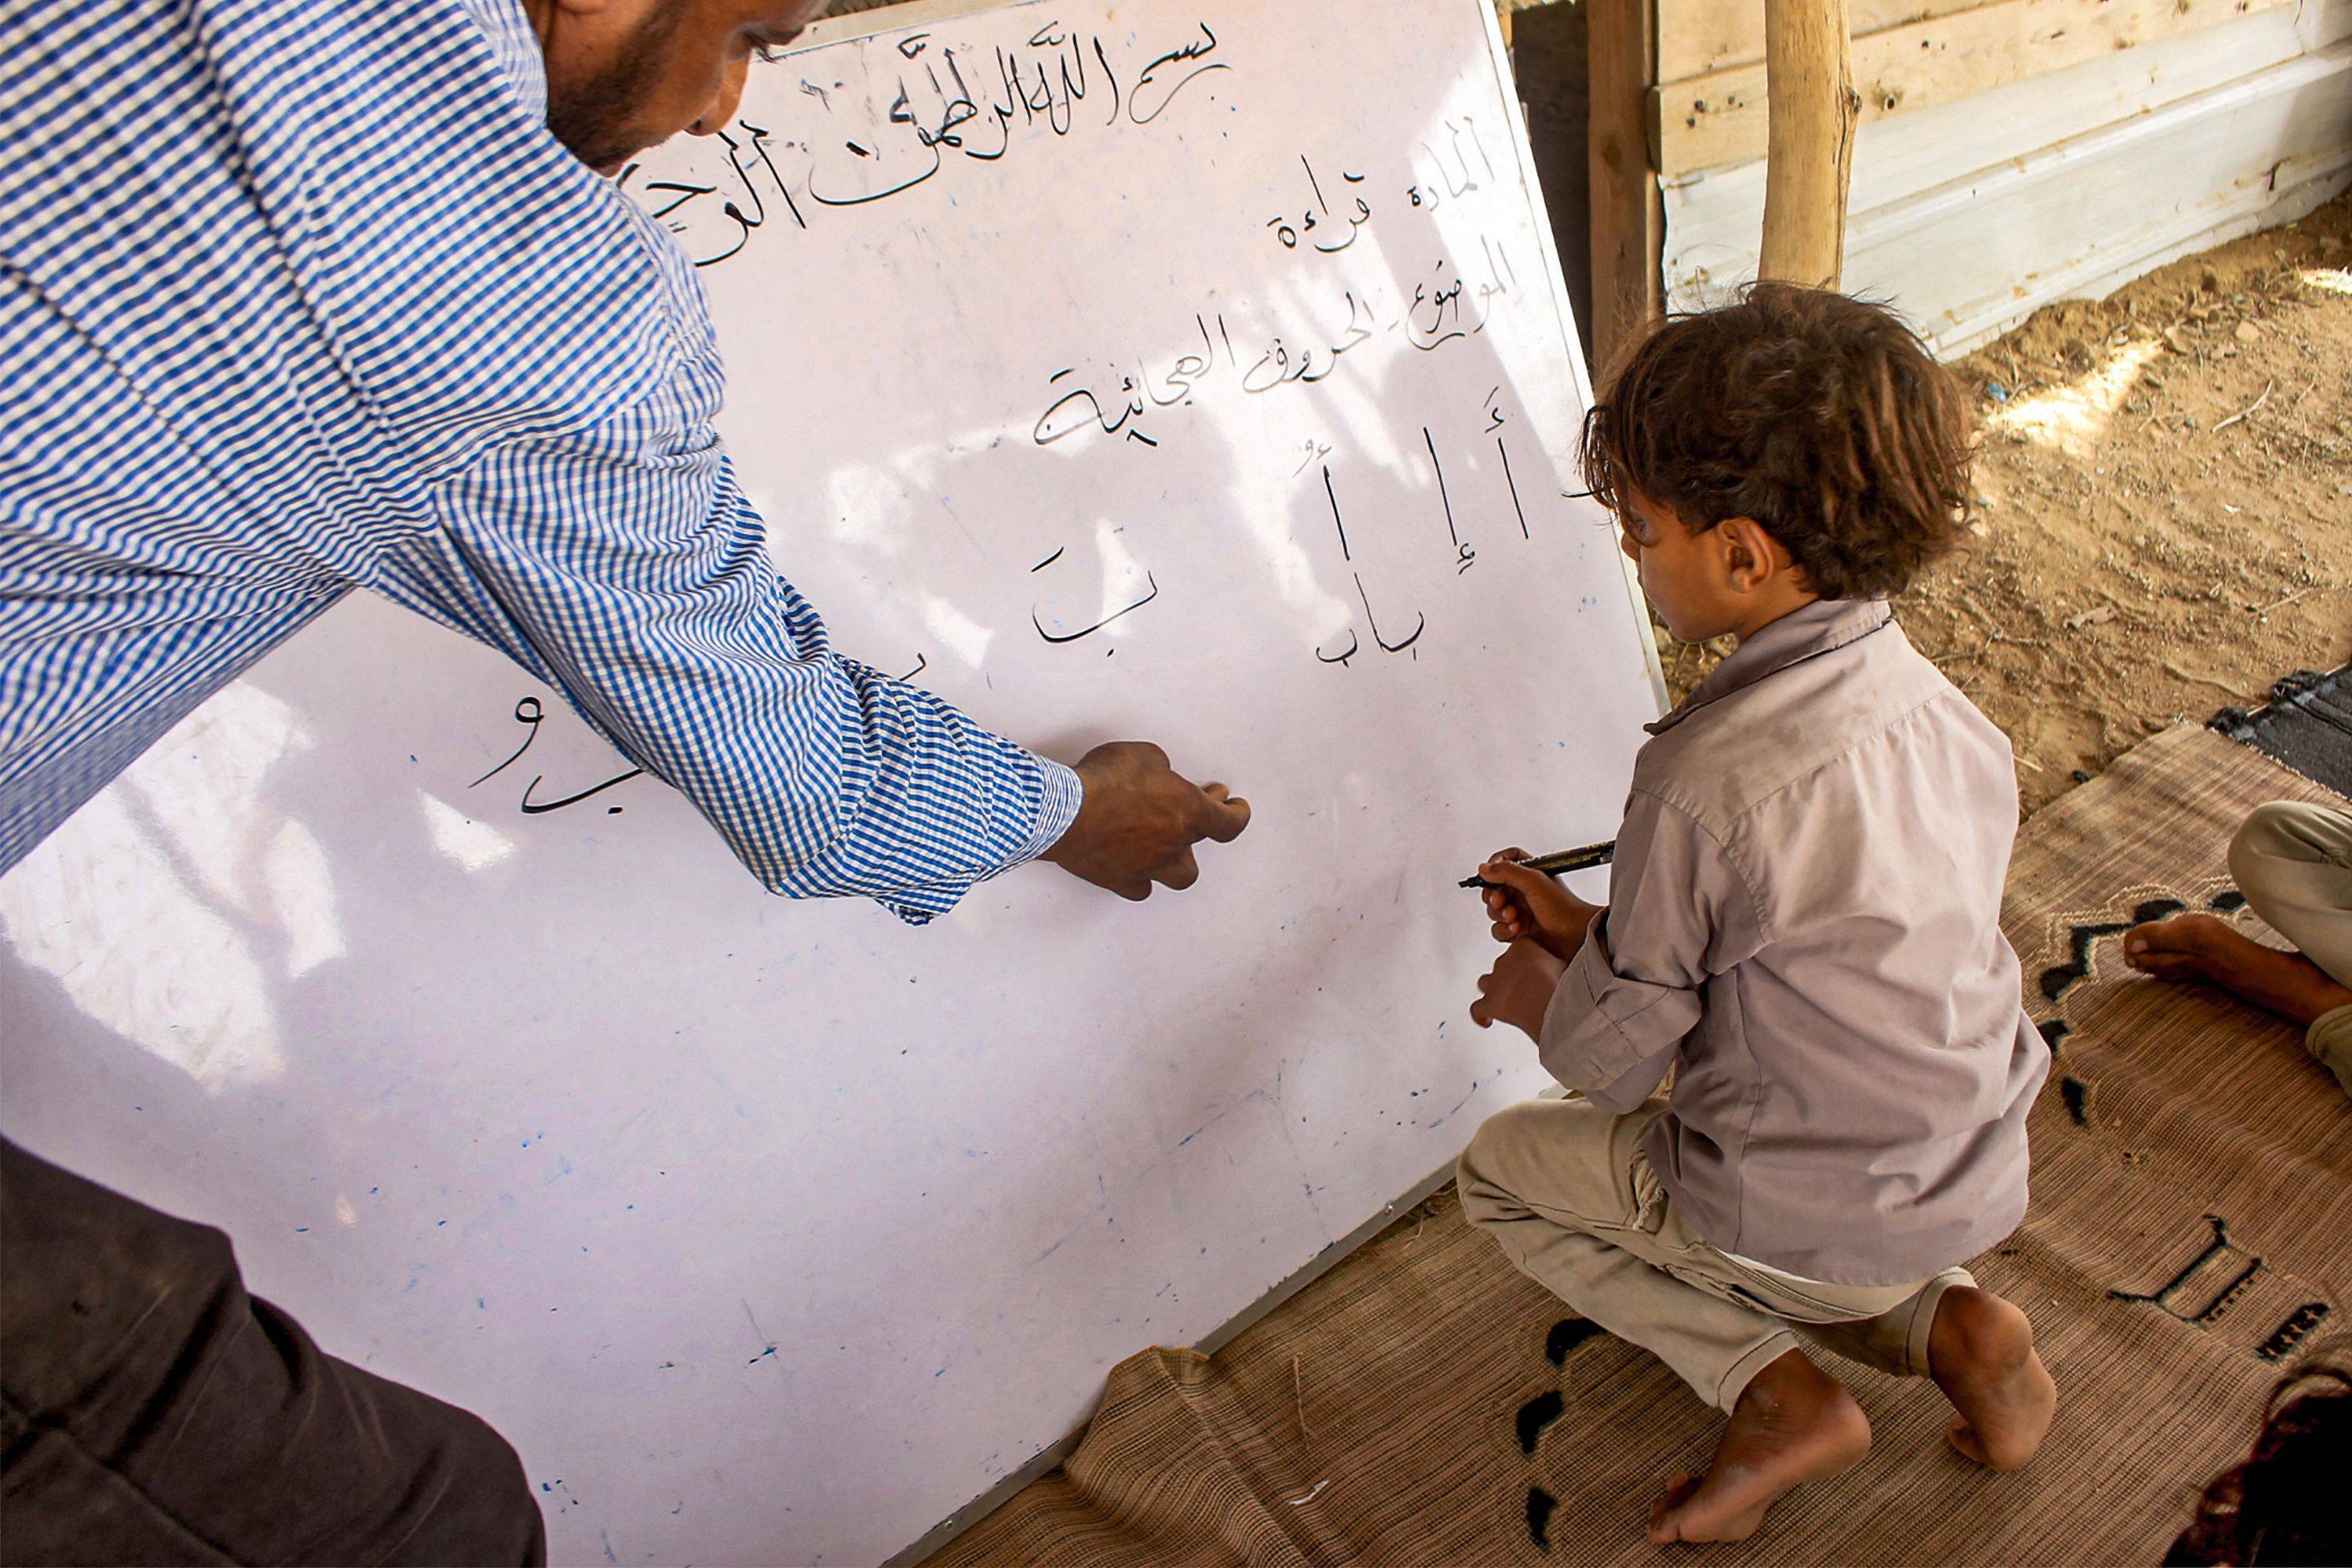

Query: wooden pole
left=1757, top=0, right=1857, bottom=288
left=1588, top=0, right=1664, bottom=371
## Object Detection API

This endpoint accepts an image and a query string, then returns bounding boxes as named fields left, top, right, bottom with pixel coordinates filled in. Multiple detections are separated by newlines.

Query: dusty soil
left=1655, top=194, right=2352, bottom=812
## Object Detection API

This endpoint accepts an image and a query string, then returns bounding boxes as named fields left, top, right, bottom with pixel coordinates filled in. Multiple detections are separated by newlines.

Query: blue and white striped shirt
left=0, top=0, right=1080, bottom=920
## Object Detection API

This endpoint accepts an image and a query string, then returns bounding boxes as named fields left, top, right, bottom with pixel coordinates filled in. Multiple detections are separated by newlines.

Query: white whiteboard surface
left=0, top=2, right=1658, bottom=1563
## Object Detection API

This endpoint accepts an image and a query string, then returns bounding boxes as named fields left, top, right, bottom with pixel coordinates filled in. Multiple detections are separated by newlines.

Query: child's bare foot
left=1647, top=1348, right=1870, bottom=1544
left=1927, top=1285, right=2056, bottom=1470
left=2125, top=913, right=2352, bottom=1028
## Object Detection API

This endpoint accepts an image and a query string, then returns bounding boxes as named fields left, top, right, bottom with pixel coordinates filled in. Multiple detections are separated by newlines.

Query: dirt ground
left=1653, top=193, right=2352, bottom=812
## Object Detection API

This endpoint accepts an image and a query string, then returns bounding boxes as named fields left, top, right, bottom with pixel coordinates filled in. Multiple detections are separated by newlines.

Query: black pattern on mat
left=2209, top=666, right=2352, bottom=795
left=2031, top=888, right=2246, bottom=1055
left=1515, top=1319, right=1608, bottom=1549
left=2021, top=868, right=2339, bottom=1368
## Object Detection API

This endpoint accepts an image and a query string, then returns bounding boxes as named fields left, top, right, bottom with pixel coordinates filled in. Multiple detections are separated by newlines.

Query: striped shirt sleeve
left=370, top=399, right=1081, bottom=923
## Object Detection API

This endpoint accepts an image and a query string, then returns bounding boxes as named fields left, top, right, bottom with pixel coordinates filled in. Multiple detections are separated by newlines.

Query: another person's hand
left=1044, top=742, right=1250, bottom=900
left=1469, top=938, right=1567, bottom=1040
left=1479, top=847, right=1602, bottom=963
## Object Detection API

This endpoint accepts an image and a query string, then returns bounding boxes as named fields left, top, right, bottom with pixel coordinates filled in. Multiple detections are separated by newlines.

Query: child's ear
left=1713, top=516, right=1788, bottom=594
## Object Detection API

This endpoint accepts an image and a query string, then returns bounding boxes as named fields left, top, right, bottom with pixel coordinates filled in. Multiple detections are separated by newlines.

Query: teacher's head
left=524, top=0, right=829, bottom=174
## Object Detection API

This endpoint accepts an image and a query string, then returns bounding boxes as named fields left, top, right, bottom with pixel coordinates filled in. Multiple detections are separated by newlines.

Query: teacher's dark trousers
left=1, top=1138, right=545, bottom=1566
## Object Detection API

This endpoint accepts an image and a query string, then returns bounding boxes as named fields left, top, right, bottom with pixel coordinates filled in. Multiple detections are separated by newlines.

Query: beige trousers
left=2231, top=800, right=2352, bottom=1096
left=1457, top=1097, right=1969, bottom=1413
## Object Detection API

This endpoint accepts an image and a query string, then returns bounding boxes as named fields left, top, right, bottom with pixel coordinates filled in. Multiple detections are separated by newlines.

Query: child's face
left=1617, top=487, right=1737, bottom=644
left=1617, top=485, right=1814, bottom=644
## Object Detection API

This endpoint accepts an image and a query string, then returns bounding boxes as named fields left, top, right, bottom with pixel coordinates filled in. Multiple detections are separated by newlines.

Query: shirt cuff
left=875, top=753, right=1080, bottom=927
left=1013, top=757, right=1084, bottom=865
left=1537, top=911, right=1703, bottom=1094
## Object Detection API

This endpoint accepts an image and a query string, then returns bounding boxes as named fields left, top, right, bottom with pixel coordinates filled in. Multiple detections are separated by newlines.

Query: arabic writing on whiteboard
left=470, top=12, right=1577, bottom=816
left=470, top=698, right=648, bottom=815
left=617, top=20, right=1235, bottom=267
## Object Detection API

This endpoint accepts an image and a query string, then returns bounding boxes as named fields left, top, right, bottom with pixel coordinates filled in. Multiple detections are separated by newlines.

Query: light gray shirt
left=1541, top=597, right=2048, bottom=1285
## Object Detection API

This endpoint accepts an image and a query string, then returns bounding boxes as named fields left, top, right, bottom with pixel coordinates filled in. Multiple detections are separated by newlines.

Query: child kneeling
left=1460, top=285, right=2056, bottom=1544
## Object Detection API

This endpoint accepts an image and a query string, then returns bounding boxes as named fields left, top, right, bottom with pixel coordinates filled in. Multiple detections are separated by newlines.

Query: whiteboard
left=0, top=1, right=1659, bottom=1562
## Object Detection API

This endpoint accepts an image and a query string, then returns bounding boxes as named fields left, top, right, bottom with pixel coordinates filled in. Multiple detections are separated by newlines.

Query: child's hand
left=1479, top=848, right=1602, bottom=964
left=1469, top=938, right=1568, bottom=1040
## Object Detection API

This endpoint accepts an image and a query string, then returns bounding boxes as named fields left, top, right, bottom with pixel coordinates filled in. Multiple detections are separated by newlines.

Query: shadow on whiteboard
left=0, top=682, right=350, bottom=1088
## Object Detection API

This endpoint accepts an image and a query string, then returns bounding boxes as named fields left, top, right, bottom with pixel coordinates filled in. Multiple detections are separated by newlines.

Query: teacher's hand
left=1044, top=742, right=1250, bottom=901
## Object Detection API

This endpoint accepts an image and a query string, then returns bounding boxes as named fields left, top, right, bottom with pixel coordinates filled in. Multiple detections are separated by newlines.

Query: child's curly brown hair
left=1580, top=283, right=1973, bottom=600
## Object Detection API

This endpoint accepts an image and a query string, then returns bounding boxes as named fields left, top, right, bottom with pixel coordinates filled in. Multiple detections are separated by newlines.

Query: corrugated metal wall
left=1654, top=0, right=2352, bottom=355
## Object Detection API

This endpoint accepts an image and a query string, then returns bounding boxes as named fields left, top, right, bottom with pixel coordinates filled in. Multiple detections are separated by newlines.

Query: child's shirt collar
left=1645, top=597, right=1893, bottom=736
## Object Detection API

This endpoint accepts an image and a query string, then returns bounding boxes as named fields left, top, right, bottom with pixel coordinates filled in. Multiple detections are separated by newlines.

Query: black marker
left=1459, top=840, right=1615, bottom=890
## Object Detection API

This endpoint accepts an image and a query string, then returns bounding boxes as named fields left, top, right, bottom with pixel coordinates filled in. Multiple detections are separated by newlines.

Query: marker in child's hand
left=1459, top=840, right=1616, bottom=890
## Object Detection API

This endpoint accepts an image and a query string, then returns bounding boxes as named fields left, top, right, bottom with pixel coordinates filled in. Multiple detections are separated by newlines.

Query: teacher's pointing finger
left=1041, top=740, right=1250, bottom=901
left=1152, top=848, right=1202, bottom=891
left=1196, top=780, right=1252, bottom=844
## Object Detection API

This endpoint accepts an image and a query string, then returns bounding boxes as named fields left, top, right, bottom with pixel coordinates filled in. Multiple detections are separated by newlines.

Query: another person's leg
left=1458, top=1098, right=1873, bottom=1544
left=1, top=1138, right=546, bottom=1567
left=2126, top=801, right=2352, bottom=1094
